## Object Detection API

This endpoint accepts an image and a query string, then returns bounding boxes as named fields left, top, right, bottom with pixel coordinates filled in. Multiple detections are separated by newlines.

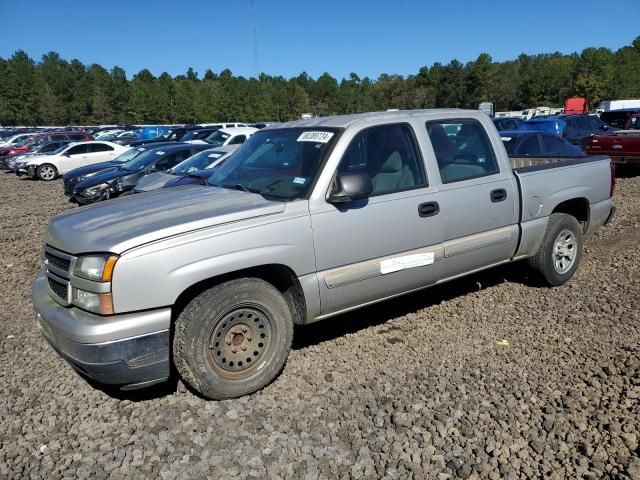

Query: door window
left=66, top=144, right=89, bottom=156
left=155, top=151, right=189, bottom=171
left=517, top=135, right=541, bottom=155
left=229, top=135, right=247, bottom=145
left=337, top=123, right=426, bottom=195
left=426, top=119, right=499, bottom=183
left=541, top=135, right=565, bottom=155
left=69, top=134, right=87, bottom=141
left=574, top=117, right=590, bottom=131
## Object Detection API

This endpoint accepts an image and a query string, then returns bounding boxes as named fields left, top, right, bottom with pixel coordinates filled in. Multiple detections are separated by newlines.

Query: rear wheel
left=37, top=164, right=58, bottom=181
left=528, top=213, right=583, bottom=286
left=173, top=278, right=293, bottom=399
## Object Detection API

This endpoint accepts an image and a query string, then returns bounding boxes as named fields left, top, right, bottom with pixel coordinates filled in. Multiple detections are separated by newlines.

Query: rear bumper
left=32, top=271, right=171, bottom=389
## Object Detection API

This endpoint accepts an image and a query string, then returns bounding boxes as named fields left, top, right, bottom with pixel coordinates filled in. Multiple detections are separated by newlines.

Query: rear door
left=425, top=118, right=519, bottom=280
left=87, top=143, right=117, bottom=163
left=310, top=123, right=443, bottom=316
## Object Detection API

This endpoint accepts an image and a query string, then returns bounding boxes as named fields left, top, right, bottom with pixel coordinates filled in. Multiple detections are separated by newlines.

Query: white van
left=597, top=99, right=640, bottom=112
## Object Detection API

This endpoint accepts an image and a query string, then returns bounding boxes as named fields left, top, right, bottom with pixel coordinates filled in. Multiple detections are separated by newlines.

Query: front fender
left=111, top=211, right=316, bottom=313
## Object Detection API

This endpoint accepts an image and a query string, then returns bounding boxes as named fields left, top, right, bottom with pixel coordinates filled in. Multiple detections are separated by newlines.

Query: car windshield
left=122, top=149, right=167, bottom=171
left=500, top=136, right=519, bottom=154
left=170, top=150, right=226, bottom=175
left=111, top=147, right=143, bottom=164
left=207, top=128, right=338, bottom=201
left=204, top=130, right=231, bottom=146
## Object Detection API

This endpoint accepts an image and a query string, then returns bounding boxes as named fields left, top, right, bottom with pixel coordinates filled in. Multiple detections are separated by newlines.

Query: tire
left=36, top=164, right=58, bottom=181
left=173, top=278, right=294, bottom=399
left=528, top=213, right=583, bottom=286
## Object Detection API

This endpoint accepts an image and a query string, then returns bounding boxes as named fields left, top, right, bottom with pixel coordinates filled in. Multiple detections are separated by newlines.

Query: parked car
left=499, top=131, right=584, bottom=157
left=585, top=130, right=640, bottom=167
left=2, top=141, right=71, bottom=171
left=71, top=143, right=210, bottom=203
left=0, top=131, right=92, bottom=157
left=179, top=128, right=218, bottom=142
left=19, top=141, right=128, bottom=181
left=597, top=99, right=640, bottom=112
left=492, top=117, right=523, bottom=131
left=134, top=145, right=239, bottom=192
left=62, top=143, right=175, bottom=200
left=600, top=109, right=640, bottom=129
left=0, top=133, right=36, bottom=149
left=187, top=127, right=258, bottom=146
left=33, top=109, right=615, bottom=399
left=522, top=115, right=616, bottom=145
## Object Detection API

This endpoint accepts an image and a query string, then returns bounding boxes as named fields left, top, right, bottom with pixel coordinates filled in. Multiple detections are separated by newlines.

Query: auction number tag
left=297, top=131, right=334, bottom=143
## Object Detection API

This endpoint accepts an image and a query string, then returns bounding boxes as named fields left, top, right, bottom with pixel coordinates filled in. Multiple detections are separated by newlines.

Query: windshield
left=110, top=147, right=142, bottom=164
left=170, top=149, right=227, bottom=175
left=122, top=149, right=166, bottom=171
left=207, top=128, right=338, bottom=201
left=204, top=130, right=231, bottom=146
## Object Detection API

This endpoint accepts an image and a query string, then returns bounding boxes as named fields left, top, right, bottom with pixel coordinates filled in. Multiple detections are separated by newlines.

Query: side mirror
left=63, top=152, right=70, bottom=157
left=328, top=172, right=373, bottom=204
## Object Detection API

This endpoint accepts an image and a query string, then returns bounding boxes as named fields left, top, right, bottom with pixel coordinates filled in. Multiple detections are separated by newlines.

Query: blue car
left=521, top=114, right=616, bottom=146
left=500, top=130, right=585, bottom=157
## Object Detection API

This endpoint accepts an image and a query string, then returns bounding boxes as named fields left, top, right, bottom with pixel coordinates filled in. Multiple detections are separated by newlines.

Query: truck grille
left=47, top=276, right=68, bottom=301
left=44, top=245, right=75, bottom=305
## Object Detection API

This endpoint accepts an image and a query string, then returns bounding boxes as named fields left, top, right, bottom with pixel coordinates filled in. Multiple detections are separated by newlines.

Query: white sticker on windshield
left=155, top=151, right=165, bottom=155
left=293, top=177, right=307, bottom=185
left=138, top=147, right=146, bottom=151
left=208, top=153, right=222, bottom=158
left=380, top=252, right=435, bottom=275
left=297, top=131, right=334, bottom=143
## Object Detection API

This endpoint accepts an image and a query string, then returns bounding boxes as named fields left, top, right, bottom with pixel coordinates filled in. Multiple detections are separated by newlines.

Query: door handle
left=418, top=201, right=439, bottom=217
left=490, top=189, right=507, bottom=203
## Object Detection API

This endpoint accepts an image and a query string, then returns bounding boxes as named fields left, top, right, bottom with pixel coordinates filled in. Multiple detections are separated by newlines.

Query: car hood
left=133, top=172, right=176, bottom=192
left=74, top=167, right=132, bottom=191
left=64, top=161, right=120, bottom=180
left=46, top=186, right=286, bottom=254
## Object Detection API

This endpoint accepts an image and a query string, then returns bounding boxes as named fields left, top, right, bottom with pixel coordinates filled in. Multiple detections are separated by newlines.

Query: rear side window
left=426, top=119, right=499, bottom=183
left=337, top=123, right=426, bottom=196
left=89, top=143, right=114, bottom=153
left=229, top=135, right=247, bottom=145
left=51, top=135, right=67, bottom=141
left=541, top=135, right=565, bottom=154
left=69, top=134, right=87, bottom=141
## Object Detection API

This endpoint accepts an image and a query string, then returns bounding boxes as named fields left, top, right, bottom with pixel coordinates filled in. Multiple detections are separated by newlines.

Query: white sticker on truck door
left=380, top=252, right=435, bottom=275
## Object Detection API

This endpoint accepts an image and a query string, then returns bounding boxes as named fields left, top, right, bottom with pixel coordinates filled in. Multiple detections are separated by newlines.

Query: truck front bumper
left=32, top=271, right=171, bottom=390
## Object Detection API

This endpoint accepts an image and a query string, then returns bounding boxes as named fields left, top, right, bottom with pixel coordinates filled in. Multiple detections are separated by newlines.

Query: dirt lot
left=1, top=171, right=639, bottom=480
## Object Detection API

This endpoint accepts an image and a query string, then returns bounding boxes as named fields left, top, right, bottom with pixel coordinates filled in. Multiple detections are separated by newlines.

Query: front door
left=310, top=123, right=443, bottom=316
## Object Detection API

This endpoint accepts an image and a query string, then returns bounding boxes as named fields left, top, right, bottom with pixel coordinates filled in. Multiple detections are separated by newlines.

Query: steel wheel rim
left=206, top=305, right=273, bottom=380
left=552, top=229, right=577, bottom=274
left=40, top=166, right=55, bottom=180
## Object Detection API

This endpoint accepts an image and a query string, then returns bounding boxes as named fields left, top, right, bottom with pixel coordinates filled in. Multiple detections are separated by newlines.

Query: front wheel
left=36, top=164, right=58, bottom=181
left=528, top=213, right=583, bottom=286
left=173, top=278, right=293, bottom=399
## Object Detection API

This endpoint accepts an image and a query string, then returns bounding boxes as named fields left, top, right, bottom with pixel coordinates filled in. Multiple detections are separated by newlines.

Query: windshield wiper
left=221, top=183, right=262, bottom=194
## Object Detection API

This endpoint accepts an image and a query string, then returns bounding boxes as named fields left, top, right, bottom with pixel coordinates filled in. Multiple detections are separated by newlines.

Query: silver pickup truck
left=32, top=110, right=615, bottom=399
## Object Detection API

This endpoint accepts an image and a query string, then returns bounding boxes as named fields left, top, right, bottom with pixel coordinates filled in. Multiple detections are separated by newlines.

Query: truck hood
left=46, top=186, right=286, bottom=254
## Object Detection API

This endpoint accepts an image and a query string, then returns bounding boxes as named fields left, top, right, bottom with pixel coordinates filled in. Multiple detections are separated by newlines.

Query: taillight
left=610, top=160, right=616, bottom=197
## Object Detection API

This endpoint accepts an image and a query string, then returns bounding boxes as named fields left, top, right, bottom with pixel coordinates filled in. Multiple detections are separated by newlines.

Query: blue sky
left=1, top=0, right=638, bottom=80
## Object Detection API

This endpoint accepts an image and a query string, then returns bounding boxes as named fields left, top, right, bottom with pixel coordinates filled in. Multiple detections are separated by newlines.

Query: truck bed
left=509, top=155, right=609, bottom=172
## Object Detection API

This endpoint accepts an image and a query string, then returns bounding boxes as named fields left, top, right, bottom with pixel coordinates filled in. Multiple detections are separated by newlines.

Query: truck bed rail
left=509, top=155, right=610, bottom=173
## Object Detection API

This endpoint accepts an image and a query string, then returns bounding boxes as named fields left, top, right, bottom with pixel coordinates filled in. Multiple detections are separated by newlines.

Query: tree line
left=1, top=37, right=639, bottom=126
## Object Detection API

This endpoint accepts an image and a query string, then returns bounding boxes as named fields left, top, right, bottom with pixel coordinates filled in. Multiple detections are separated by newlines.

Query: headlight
left=71, top=288, right=114, bottom=315
left=82, top=183, right=109, bottom=197
left=73, top=254, right=118, bottom=281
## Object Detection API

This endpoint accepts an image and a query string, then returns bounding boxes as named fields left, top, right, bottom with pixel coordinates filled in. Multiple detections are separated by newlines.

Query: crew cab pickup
left=32, top=110, right=615, bottom=399
left=586, top=130, right=640, bottom=167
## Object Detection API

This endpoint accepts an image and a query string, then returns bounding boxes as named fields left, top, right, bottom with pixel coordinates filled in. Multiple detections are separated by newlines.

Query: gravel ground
left=1, top=171, right=639, bottom=480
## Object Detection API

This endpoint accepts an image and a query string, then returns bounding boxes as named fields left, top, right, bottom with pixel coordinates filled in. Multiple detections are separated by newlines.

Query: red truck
left=586, top=129, right=640, bottom=167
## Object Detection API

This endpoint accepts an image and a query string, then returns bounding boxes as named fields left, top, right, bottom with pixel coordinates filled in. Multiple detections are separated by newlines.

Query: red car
left=586, top=130, right=640, bottom=167
left=0, top=131, right=93, bottom=156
